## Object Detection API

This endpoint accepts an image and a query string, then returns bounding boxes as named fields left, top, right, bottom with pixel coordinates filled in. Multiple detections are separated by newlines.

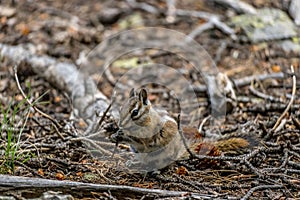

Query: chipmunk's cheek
left=134, top=116, right=151, bottom=126
left=124, top=125, right=140, bottom=135
left=119, top=115, right=131, bottom=127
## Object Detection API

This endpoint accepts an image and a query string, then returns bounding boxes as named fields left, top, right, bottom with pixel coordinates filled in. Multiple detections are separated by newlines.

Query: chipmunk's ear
left=139, top=88, right=148, bottom=105
left=129, top=88, right=136, bottom=98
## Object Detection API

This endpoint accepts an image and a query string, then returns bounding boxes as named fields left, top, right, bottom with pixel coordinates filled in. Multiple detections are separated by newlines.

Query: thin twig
left=177, top=114, right=194, bottom=158
left=190, top=72, right=285, bottom=93
left=249, top=83, right=283, bottom=103
left=175, top=9, right=220, bottom=20
left=95, top=91, right=116, bottom=130
left=186, top=20, right=214, bottom=43
left=291, top=116, right=300, bottom=130
left=126, top=0, right=159, bottom=14
left=272, top=65, right=297, bottom=131
left=185, top=15, right=237, bottom=42
left=79, top=137, right=115, bottom=157
left=198, top=115, right=211, bottom=134
left=241, top=184, right=283, bottom=200
left=214, top=40, right=227, bottom=64
left=166, top=0, right=177, bottom=23
left=13, top=65, right=63, bottom=131
left=15, top=160, right=44, bottom=178
left=274, top=118, right=286, bottom=133
left=211, top=0, right=257, bottom=14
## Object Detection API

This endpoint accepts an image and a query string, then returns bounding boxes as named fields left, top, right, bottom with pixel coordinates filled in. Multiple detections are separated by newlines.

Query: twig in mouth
left=95, top=91, right=116, bottom=131
left=177, top=114, right=194, bottom=158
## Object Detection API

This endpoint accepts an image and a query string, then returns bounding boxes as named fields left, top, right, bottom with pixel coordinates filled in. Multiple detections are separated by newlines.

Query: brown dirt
left=0, top=0, right=299, bottom=199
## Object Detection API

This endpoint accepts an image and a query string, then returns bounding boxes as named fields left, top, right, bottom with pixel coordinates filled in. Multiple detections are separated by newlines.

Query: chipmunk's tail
left=212, top=134, right=259, bottom=155
left=184, top=133, right=259, bottom=157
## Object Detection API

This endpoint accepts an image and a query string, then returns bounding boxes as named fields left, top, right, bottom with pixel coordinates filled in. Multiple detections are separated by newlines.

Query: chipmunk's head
left=118, top=88, right=152, bottom=129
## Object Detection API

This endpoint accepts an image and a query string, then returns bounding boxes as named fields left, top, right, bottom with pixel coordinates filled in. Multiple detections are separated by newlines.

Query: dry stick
left=111, top=141, right=119, bottom=159
left=272, top=65, right=297, bottom=132
left=14, top=160, right=44, bottom=178
left=198, top=115, right=211, bottom=134
left=175, top=9, right=219, bottom=20
left=0, top=174, right=218, bottom=199
left=274, top=118, right=287, bottom=133
left=80, top=137, right=115, bottom=157
left=126, top=0, right=235, bottom=39
left=233, top=72, right=285, bottom=88
left=177, top=114, right=194, bottom=158
left=190, top=72, right=285, bottom=93
left=173, top=174, right=203, bottom=192
left=249, top=82, right=283, bottom=103
left=96, top=91, right=116, bottom=130
left=241, top=184, right=283, bottom=200
left=287, top=149, right=300, bottom=160
left=186, top=20, right=214, bottom=43
left=214, top=40, right=227, bottom=64
left=184, top=15, right=237, bottom=42
left=287, top=160, right=300, bottom=169
left=211, top=16, right=237, bottom=40
left=291, top=116, right=300, bottom=130
left=13, top=66, right=65, bottom=140
left=211, top=0, right=257, bottom=14
left=126, top=0, right=159, bottom=14
left=166, top=0, right=177, bottom=23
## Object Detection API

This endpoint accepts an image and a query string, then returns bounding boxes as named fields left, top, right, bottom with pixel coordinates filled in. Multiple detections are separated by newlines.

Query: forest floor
left=0, top=0, right=300, bottom=199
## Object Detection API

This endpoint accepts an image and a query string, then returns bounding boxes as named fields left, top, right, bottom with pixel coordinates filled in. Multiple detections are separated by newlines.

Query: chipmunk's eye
left=131, top=109, right=139, bottom=118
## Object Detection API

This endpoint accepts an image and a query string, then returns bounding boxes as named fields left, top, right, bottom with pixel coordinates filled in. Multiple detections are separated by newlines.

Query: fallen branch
left=0, top=43, right=109, bottom=122
left=211, top=0, right=257, bottom=14
left=0, top=175, right=220, bottom=199
left=189, top=72, right=285, bottom=93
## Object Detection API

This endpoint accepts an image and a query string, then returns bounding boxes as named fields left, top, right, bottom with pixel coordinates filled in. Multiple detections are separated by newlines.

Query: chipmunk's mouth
left=110, top=128, right=136, bottom=144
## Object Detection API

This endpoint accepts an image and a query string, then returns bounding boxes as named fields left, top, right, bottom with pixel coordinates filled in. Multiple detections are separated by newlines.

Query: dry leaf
left=78, top=118, right=87, bottom=128
left=76, top=171, right=83, bottom=177
left=54, top=96, right=61, bottom=103
left=37, top=168, right=44, bottom=176
left=55, top=172, right=65, bottom=180
left=176, top=166, right=188, bottom=176
left=15, top=94, right=23, bottom=101
left=15, top=23, right=30, bottom=36
left=271, top=65, right=281, bottom=72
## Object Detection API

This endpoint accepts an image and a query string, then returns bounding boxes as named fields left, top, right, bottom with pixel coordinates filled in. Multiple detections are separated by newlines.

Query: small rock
left=275, top=39, right=300, bottom=54
left=0, top=6, right=16, bottom=17
left=98, top=8, right=123, bottom=25
left=289, top=0, right=300, bottom=25
left=231, top=8, right=297, bottom=43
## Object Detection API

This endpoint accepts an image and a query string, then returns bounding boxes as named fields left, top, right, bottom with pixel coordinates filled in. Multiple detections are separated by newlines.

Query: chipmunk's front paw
left=110, top=129, right=124, bottom=143
left=125, top=157, right=141, bottom=168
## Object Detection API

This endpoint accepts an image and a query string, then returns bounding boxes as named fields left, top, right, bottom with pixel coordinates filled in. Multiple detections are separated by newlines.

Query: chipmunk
left=110, top=88, right=185, bottom=170
left=111, top=88, right=257, bottom=171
